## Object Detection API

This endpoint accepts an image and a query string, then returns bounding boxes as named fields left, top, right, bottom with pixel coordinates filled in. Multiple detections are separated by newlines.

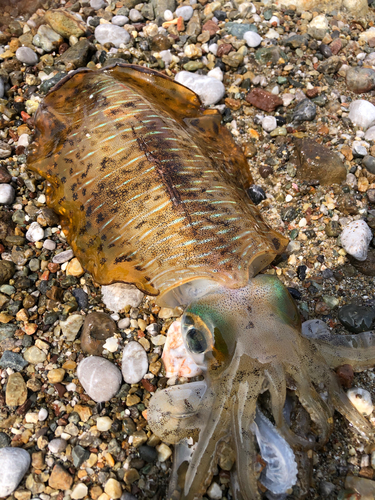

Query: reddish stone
left=245, top=88, right=283, bottom=112
left=0, top=166, right=12, bottom=184
left=54, top=383, right=66, bottom=398
left=202, top=20, right=219, bottom=36
left=47, top=262, right=59, bottom=273
left=59, top=42, right=69, bottom=54
left=217, top=43, right=233, bottom=57
left=177, top=16, right=184, bottom=31
left=141, top=379, right=156, bottom=392
left=21, top=111, right=30, bottom=122
left=330, top=38, right=342, bottom=54
left=336, top=364, right=354, bottom=389
left=369, top=37, right=375, bottom=48
left=305, top=87, right=319, bottom=98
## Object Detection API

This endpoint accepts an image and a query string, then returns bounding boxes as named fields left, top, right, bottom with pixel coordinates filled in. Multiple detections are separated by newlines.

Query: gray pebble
left=0, top=447, right=31, bottom=497
left=363, top=155, right=375, bottom=174
left=48, top=438, right=67, bottom=454
left=0, top=184, right=15, bottom=204
left=111, top=15, right=129, bottom=26
left=52, top=249, right=74, bottom=264
left=90, top=0, right=107, bottom=9
left=129, top=9, right=143, bottom=22
left=0, top=351, right=28, bottom=371
left=15, top=47, right=38, bottom=65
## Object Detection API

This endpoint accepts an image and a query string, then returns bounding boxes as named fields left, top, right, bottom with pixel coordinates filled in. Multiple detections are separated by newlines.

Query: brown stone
left=330, top=38, right=342, bottom=54
left=0, top=165, right=12, bottom=183
left=202, top=20, right=219, bottom=36
left=48, top=464, right=73, bottom=490
left=293, top=138, right=346, bottom=186
left=305, top=87, right=319, bottom=98
left=246, top=88, right=283, bottom=113
left=336, top=364, right=354, bottom=389
left=6, top=372, right=27, bottom=407
left=44, top=9, right=87, bottom=38
left=80, top=311, right=117, bottom=356
left=349, top=249, right=375, bottom=276
left=141, top=378, right=156, bottom=392
left=259, top=165, right=273, bottom=178
left=369, top=38, right=375, bottom=48
left=217, top=43, right=233, bottom=57
left=341, top=144, right=353, bottom=161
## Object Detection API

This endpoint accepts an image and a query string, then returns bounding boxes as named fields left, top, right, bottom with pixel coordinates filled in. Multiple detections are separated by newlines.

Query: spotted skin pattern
left=28, top=64, right=287, bottom=296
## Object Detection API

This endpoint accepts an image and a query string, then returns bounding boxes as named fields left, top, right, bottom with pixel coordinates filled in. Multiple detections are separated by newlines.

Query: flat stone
left=101, top=283, right=144, bottom=313
left=48, top=463, right=73, bottom=490
left=52, top=249, right=74, bottom=264
left=60, top=314, right=84, bottom=342
left=95, top=24, right=130, bottom=47
left=0, top=351, right=28, bottom=371
left=59, top=39, right=92, bottom=69
left=293, top=138, right=346, bottom=186
left=346, top=67, right=375, bottom=94
left=246, top=88, right=283, bottom=113
left=0, top=447, right=30, bottom=497
left=81, top=311, right=117, bottom=355
left=77, top=356, right=122, bottom=402
left=15, top=47, right=38, bottom=65
left=45, top=9, right=87, bottom=38
left=6, top=372, right=27, bottom=406
left=23, top=346, right=46, bottom=364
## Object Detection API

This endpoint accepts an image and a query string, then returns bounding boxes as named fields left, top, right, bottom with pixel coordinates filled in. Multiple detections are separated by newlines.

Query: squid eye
left=186, top=327, right=208, bottom=354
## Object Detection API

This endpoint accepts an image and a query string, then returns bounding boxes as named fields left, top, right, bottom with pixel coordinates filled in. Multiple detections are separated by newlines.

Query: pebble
left=0, top=351, right=28, bottom=371
left=101, top=283, right=144, bottom=312
left=293, top=99, right=317, bottom=122
left=94, top=24, right=130, bottom=47
left=97, top=416, right=113, bottom=431
left=26, top=222, right=44, bottom=242
left=71, top=483, right=88, bottom=500
left=338, top=304, right=375, bottom=333
left=243, top=31, right=262, bottom=48
left=77, top=356, right=122, bottom=402
left=104, top=478, right=122, bottom=499
left=0, top=184, right=15, bottom=204
left=364, top=155, right=375, bottom=174
left=349, top=100, right=375, bottom=130
left=48, top=463, right=73, bottom=490
left=247, top=185, right=266, bottom=205
left=81, top=311, right=117, bottom=355
left=261, top=116, right=277, bottom=132
left=347, top=387, right=374, bottom=416
left=122, top=341, right=148, bottom=384
left=129, top=9, right=143, bottom=22
left=111, top=15, right=129, bottom=26
left=23, top=345, right=46, bottom=364
left=207, top=482, right=222, bottom=500
left=90, top=0, right=106, bottom=9
left=174, top=71, right=225, bottom=106
left=0, top=447, right=30, bottom=497
left=60, top=314, right=84, bottom=342
left=346, top=67, right=375, bottom=94
left=52, top=249, right=74, bottom=264
left=48, top=438, right=68, bottom=454
left=340, top=220, right=372, bottom=261
left=162, top=320, right=201, bottom=378
left=103, top=336, right=119, bottom=352
left=15, top=47, right=38, bottom=65
left=6, top=372, right=27, bottom=406
left=175, top=5, right=193, bottom=21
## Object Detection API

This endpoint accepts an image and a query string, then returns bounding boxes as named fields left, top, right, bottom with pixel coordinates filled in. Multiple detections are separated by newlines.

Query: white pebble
left=77, top=356, right=122, bottom=403
left=95, top=24, right=130, bottom=48
left=38, top=408, right=48, bottom=421
left=48, top=438, right=67, bottom=454
left=207, top=482, right=222, bottom=500
left=0, top=448, right=31, bottom=497
left=15, top=47, right=38, bottom=65
left=26, top=222, right=44, bottom=242
left=243, top=31, right=262, bottom=48
left=52, top=249, right=74, bottom=263
left=175, top=5, right=194, bottom=21
left=118, top=317, right=130, bottom=329
left=17, top=134, right=30, bottom=148
left=207, top=66, right=223, bottom=82
left=111, top=15, right=129, bottom=26
left=175, top=71, right=225, bottom=106
left=96, top=416, right=113, bottom=431
left=285, top=194, right=293, bottom=202
left=208, top=43, right=218, bottom=55
left=0, top=184, right=15, bottom=205
left=347, top=388, right=374, bottom=416
left=261, top=116, right=277, bottom=132
left=164, top=9, right=173, bottom=21
left=349, top=100, right=375, bottom=131
left=129, top=8, right=143, bottom=22
left=43, top=239, right=56, bottom=251
left=103, top=336, right=119, bottom=352
left=122, top=341, right=148, bottom=384
left=160, top=49, right=172, bottom=65
left=71, top=483, right=88, bottom=500
left=340, top=220, right=372, bottom=261
left=269, top=15, right=280, bottom=25
left=101, top=283, right=144, bottom=312
left=365, top=125, right=375, bottom=141
left=90, top=0, right=106, bottom=9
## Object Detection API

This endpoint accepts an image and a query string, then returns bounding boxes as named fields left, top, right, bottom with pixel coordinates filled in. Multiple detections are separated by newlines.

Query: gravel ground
left=1, top=0, right=375, bottom=499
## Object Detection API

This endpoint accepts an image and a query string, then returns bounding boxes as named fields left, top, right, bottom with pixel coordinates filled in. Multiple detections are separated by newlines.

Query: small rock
left=349, top=100, right=375, bottom=131
left=0, top=184, right=15, bottom=204
left=247, top=185, right=266, bottom=205
left=48, top=463, right=73, bottom=490
left=77, top=356, right=122, bottom=402
left=336, top=364, right=354, bottom=389
left=246, top=88, right=283, bottom=112
left=156, top=442, right=172, bottom=462
left=81, top=311, right=117, bottom=355
left=95, top=24, right=130, bottom=47
left=47, top=368, right=65, bottom=384
left=48, top=438, right=68, bottom=454
left=346, top=67, right=375, bottom=94
left=23, top=346, right=46, bottom=364
left=104, top=478, right=122, bottom=499
left=97, top=416, right=113, bottom=431
left=244, top=31, right=262, bottom=48
left=15, top=47, right=38, bottom=65
left=59, top=39, right=92, bottom=70
left=352, top=141, right=368, bottom=158
left=6, top=372, right=27, bottom=406
left=60, top=314, right=84, bottom=342
left=122, top=341, right=148, bottom=384
left=71, top=483, right=88, bottom=500
left=33, top=25, right=63, bottom=52
left=129, top=9, right=143, bottom=22
left=0, top=261, right=15, bottom=285
left=111, top=15, right=129, bottom=26
left=261, top=116, right=277, bottom=132
left=162, top=320, right=201, bottom=378
left=175, top=5, right=193, bottom=21
left=66, top=257, right=84, bottom=277
left=45, top=9, right=86, bottom=38
left=72, top=445, right=90, bottom=468
left=338, top=304, right=375, bottom=333
left=0, top=448, right=30, bottom=497
left=174, top=71, right=225, bottom=106
left=101, top=283, right=144, bottom=312
left=347, top=387, right=373, bottom=416
left=53, top=249, right=74, bottom=264
left=26, top=222, right=44, bottom=242
left=207, top=482, right=222, bottom=500
left=123, top=469, right=139, bottom=485
left=293, top=99, right=316, bottom=122
left=340, top=220, right=372, bottom=261
left=0, top=351, right=28, bottom=371
left=90, top=0, right=106, bottom=9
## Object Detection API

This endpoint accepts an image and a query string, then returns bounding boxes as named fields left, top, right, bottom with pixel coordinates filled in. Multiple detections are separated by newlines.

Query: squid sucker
left=28, top=64, right=375, bottom=500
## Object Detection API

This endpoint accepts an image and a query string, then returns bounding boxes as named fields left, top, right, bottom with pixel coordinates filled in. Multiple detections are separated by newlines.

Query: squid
left=27, top=64, right=375, bottom=499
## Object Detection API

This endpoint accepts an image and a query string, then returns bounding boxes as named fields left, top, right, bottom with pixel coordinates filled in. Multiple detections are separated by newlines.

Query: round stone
left=349, top=100, right=375, bottom=130
left=15, top=47, right=38, bottom=65
left=94, top=24, right=130, bottom=47
left=247, top=185, right=267, bottom=205
left=244, top=31, right=262, bottom=47
left=261, top=116, right=277, bottom=132
left=129, top=9, right=143, bottom=22
left=90, top=0, right=106, bottom=9
left=340, top=220, right=372, bottom=261
left=23, top=346, right=47, bottom=364
left=81, top=311, right=117, bottom=355
left=48, top=438, right=68, bottom=454
left=71, top=483, right=89, bottom=500
left=0, top=184, right=15, bottom=204
left=26, top=222, right=45, bottom=242
left=101, top=283, right=144, bottom=312
left=77, top=356, right=122, bottom=402
left=174, top=71, right=225, bottom=106
left=96, top=416, right=113, bottom=431
left=122, top=341, right=148, bottom=384
left=175, top=5, right=193, bottom=21
left=0, top=447, right=31, bottom=497
left=111, top=15, right=129, bottom=26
